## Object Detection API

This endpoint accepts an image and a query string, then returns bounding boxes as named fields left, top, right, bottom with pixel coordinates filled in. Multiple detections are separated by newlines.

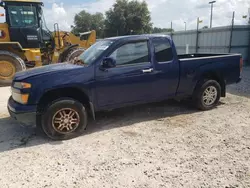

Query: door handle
left=142, top=68, right=154, bottom=73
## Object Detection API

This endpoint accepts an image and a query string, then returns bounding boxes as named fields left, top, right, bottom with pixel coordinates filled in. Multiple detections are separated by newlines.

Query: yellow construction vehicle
left=0, top=0, right=96, bottom=84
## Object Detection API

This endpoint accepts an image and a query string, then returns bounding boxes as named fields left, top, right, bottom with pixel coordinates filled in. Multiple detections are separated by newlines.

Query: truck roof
left=106, top=34, right=171, bottom=41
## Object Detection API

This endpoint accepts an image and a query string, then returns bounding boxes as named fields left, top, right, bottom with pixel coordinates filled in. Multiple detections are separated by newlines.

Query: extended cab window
left=8, top=5, right=38, bottom=27
left=110, top=41, right=149, bottom=66
left=153, top=38, right=173, bottom=63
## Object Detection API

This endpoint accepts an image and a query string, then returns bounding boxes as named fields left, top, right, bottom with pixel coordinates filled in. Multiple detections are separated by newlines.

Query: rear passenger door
left=151, top=37, right=180, bottom=98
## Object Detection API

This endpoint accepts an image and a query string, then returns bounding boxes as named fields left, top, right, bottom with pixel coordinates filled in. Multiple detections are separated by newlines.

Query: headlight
left=13, top=82, right=32, bottom=89
left=12, top=82, right=31, bottom=104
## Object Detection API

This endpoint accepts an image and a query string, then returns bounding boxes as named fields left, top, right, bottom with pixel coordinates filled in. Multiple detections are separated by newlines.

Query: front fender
left=25, top=67, right=95, bottom=105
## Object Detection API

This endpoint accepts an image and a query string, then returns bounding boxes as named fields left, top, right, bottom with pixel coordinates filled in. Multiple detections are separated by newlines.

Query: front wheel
left=41, top=99, right=87, bottom=140
left=193, top=80, right=221, bottom=111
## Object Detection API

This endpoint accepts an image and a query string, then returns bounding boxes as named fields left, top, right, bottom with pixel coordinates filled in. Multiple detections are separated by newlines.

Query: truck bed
left=176, top=53, right=242, bottom=98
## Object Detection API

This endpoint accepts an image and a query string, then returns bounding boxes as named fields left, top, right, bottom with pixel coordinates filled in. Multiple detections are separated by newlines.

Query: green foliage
left=71, top=10, right=104, bottom=38
left=71, top=0, right=153, bottom=38
left=152, top=27, right=174, bottom=33
left=104, top=0, right=152, bottom=37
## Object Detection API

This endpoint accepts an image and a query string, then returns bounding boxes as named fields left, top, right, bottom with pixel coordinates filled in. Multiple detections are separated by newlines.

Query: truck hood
left=14, top=63, right=82, bottom=81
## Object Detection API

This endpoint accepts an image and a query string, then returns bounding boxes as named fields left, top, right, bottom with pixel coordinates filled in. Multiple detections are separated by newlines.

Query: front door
left=95, top=40, right=156, bottom=108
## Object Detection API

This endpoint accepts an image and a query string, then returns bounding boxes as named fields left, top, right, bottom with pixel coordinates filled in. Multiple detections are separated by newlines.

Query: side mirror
left=100, top=57, right=116, bottom=70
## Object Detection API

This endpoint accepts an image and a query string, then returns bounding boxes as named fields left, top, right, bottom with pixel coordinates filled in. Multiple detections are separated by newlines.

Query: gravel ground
left=0, top=67, right=249, bottom=188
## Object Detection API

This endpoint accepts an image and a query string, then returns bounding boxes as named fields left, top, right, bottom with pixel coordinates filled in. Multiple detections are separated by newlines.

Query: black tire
left=193, top=80, right=221, bottom=111
left=0, top=51, right=26, bottom=85
left=62, top=48, right=85, bottom=62
left=41, top=98, right=88, bottom=140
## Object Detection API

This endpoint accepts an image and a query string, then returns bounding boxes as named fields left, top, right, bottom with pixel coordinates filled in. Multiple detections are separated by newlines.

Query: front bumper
left=8, top=97, right=37, bottom=126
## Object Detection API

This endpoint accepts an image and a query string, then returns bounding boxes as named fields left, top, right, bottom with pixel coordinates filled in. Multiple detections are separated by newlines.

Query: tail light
left=240, top=57, right=243, bottom=73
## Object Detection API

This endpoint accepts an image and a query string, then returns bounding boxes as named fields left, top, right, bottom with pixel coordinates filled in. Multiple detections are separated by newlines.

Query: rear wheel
left=0, top=51, right=26, bottom=85
left=41, top=98, right=87, bottom=140
left=193, top=80, right=221, bottom=110
left=63, top=47, right=85, bottom=62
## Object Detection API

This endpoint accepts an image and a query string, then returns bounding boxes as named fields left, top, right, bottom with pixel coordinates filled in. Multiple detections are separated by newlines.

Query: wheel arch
left=0, top=42, right=26, bottom=57
left=0, top=50, right=26, bottom=85
left=194, top=71, right=226, bottom=97
left=0, top=42, right=23, bottom=51
left=0, top=50, right=26, bottom=68
left=37, top=87, right=95, bottom=119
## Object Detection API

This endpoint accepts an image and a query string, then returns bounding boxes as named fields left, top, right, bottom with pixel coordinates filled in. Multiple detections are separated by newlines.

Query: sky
left=0, top=0, right=250, bottom=32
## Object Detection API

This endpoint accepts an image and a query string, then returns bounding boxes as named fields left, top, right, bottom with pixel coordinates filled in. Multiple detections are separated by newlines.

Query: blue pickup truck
left=8, top=34, right=243, bottom=140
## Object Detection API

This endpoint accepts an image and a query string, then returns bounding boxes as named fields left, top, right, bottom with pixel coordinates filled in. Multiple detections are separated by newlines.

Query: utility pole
left=184, top=22, right=186, bottom=31
left=229, top=11, right=235, bottom=53
left=196, top=18, right=202, bottom=32
left=249, top=8, right=250, bottom=24
left=196, top=17, right=202, bottom=53
left=171, top=21, right=173, bottom=38
left=209, top=1, right=216, bottom=28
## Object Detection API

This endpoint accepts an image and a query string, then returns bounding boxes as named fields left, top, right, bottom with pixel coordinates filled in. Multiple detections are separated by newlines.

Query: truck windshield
left=79, top=40, right=113, bottom=65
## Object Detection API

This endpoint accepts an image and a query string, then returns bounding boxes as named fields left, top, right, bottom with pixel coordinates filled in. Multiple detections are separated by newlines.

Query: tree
left=152, top=27, right=174, bottom=33
left=104, top=0, right=152, bottom=37
left=71, top=11, right=104, bottom=38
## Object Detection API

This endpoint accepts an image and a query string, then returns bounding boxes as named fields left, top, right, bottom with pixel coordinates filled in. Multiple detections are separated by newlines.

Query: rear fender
left=193, top=64, right=226, bottom=97
left=0, top=42, right=41, bottom=66
left=0, top=42, right=23, bottom=52
left=0, top=50, right=26, bottom=71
